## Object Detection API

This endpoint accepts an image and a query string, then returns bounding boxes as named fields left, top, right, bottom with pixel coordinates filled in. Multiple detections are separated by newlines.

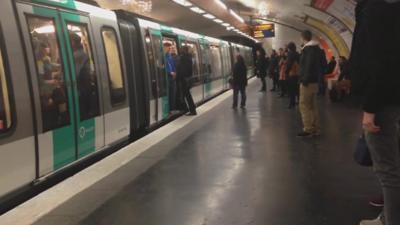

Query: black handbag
left=354, top=134, right=373, bottom=167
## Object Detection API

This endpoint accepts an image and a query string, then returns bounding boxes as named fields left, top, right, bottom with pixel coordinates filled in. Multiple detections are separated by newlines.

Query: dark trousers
left=272, top=73, right=279, bottom=90
left=280, top=80, right=288, bottom=96
left=260, top=76, right=266, bottom=91
left=365, top=107, right=400, bottom=225
left=180, top=79, right=196, bottom=114
left=288, top=76, right=299, bottom=106
left=318, top=75, right=326, bottom=96
left=168, top=75, right=176, bottom=111
left=233, top=85, right=246, bottom=108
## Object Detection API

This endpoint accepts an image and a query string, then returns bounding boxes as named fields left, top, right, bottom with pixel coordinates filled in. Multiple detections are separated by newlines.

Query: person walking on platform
left=255, top=49, right=268, bottom=92
left=350, top=1, right=400, bottom=225
left=164, top=42, right=177, bottom=113
left=285, top=42, right=300, bottom=109
left=317, top=48, right=328, bottom=96
left=177, top=45, right=197, bottom=116
left=232, top=54, right=247, bottom=109
left=327, top=56, right=337, bottom=74
left=298, top=30, right=322, bottom=137
left=269, top=50, right=279, bottom=92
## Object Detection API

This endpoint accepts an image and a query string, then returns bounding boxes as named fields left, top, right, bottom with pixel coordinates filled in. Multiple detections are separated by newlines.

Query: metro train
left=0, top=0, right=254, bottom=207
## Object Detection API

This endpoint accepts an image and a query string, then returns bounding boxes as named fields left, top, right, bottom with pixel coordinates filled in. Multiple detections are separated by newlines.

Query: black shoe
left=232, top=106, right=237, bottom=109
left=297, top=131, right=313, bottom=137
left=240, top=105, right=246, bottom=109
left=186, top=112, right=197, bottom=116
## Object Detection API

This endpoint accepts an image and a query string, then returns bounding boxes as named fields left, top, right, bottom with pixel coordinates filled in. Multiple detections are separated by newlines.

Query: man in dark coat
left=176, top=46, right=197, bottom=116
left=350, top=1, right=400, bottom=224
left=255, top=49, right=267, bottom=92
left=268, top=50, right=280, bottom=91
left=232, top=54, right=247, bottom=109
left=298, top=30, right=323, bottom=137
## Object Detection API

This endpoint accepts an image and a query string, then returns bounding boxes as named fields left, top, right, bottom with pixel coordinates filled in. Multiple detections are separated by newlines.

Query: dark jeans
left=288, top=76, right=299, bottom=106
left=279, top=80, right=288, bottom=96
left=180, top=79, right=196, bottom=114
left=318, top=75, right=326, bottom=96
left=260, top=76, right=266, bottom=91
left=168, top=75, right=176, bottom=111
left=365, top=107, right=400, bottom=225
left=272, top=72, right=279, bottom=90
left=233, top=85, right=246, bottom=108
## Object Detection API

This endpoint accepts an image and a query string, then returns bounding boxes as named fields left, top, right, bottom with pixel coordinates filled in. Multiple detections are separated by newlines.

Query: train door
left=199, top=41, right=212, bottom=98
left=17, top=3, right=104, bottom=174
left=162, top=34, right=180, bottom=111
left=148, top=29, right=169, bottom=121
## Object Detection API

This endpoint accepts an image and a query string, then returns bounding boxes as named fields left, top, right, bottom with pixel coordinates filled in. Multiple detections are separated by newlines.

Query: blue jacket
left=165, top=53, right=176, bottom=74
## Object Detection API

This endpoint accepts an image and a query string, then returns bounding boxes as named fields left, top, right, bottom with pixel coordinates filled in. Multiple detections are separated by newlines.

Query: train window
left=144, top=31, right=157, bottom=100
left=68, top=23, right=100, bottom=120
left=151, top=34, right=167, bottom=96
left=27, top=16, right=70, bottom=132
left=200, top=44, right=211, bottom=76
left=210, top=45, right=222, bottom=78
left=101, top=27, right=126, bottom=106
left=0, top=32, right=13, bottom=132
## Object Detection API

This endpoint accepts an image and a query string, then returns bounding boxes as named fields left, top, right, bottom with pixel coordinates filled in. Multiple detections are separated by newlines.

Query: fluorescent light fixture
left=214, top=19, right=223, bottom=23
left=214, top=0, right=227, bottom=10
left=226, top=26, right=234, bottom=30
left=222, top=23, right=230, bottom=27
left=190, top=6, right=205, bottom=14
left=203, top=13, right=215, bottom=19
left=230, top=9, right=245, bottom=23
left=172, top=0, right=192, bottom=7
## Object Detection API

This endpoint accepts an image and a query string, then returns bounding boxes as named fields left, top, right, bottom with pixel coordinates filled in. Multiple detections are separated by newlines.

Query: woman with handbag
left=285, top=42, right=300, bottom=108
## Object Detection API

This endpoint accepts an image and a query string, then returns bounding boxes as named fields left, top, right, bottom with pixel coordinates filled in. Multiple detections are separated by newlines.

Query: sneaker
left=360, top=217, right=383, bottom=225
left=369, top=196, right=384, bottom=207
left=297, top=131, right=313, bottom=137
left=186, top=112, right=197, bottom=116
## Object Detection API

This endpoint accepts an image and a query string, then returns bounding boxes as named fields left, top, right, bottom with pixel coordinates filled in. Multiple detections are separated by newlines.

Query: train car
left=0, top=0, right=254, bottom=211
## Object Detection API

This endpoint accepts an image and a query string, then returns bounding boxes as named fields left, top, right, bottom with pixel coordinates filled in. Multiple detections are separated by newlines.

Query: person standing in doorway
left=164, top=42, right=177, bottom=113
left=177, top=45, right=197, bottom=116
left=350, top=0, right=400, bottom=224
left=298, top=30, right=322, bottom=137
left=232, top=54, right=248, bottom=109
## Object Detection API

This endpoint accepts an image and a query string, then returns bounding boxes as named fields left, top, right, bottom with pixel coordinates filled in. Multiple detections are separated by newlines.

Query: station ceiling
left=94, top=0, right=356, bottom=55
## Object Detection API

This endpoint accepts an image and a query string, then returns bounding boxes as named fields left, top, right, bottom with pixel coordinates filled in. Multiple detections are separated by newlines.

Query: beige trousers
left=299, top=84, right=320, bottom=133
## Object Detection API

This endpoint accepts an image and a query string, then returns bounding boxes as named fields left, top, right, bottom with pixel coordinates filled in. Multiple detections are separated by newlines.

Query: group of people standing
left=163, top=42, right=197, bottom=116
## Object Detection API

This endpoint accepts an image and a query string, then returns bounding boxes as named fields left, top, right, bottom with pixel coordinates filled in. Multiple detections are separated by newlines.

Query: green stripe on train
left=32, top=0, right=76, bottom=9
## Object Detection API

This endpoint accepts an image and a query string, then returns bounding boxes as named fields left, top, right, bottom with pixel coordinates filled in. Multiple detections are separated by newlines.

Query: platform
left=0, top=80, right=382, bottom=225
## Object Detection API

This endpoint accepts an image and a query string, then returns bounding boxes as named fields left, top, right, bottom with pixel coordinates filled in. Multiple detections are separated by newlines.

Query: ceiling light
left=222, top=23, right=230, bottom=27
left=214, top=19, right=223, bottom=24
left=203, top=13, right=215, bottom=19
left=214, top=0, right=227, bottom=10
left=190, top=6, right=205, bottom=14
left=229, top=9, right=245, bottom=23
left=172, top=0, right=192, bottom=7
